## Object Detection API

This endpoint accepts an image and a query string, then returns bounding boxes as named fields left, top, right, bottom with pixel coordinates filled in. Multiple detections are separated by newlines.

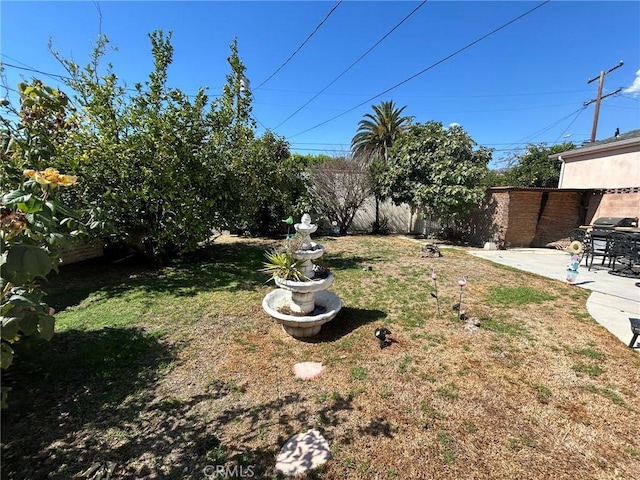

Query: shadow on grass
left=300, top=307, right=387, bottom=343
left=0, top=326, right=213, bottom=479
left=45, top=242, right=271, bottom=311
left=0, top=320, right=388, bottom=479
left=324, top=253, right=388, bottom=271
left=208, top=390, right=357, bottom=478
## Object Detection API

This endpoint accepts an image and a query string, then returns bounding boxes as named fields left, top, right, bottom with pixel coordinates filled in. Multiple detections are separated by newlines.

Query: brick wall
left=531, top=191, right=582, bottom=247
left=465, top=188, right=583, bottom=248
left=465, top=190, right=509, bottom=246
left=505, top=191, right=543, bottom=247
left=59, top=240, right=104, bottom=265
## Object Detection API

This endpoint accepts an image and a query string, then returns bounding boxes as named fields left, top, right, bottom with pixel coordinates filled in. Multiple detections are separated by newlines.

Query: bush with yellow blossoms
left=1, top=80, right=86, bottom=408
left=0, top=167, right=82, bottom=407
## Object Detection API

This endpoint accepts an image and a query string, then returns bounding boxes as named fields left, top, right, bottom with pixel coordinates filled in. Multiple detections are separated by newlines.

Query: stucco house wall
left=551, top=130, right=640, bottom=224
left=557, top=148, right=639, bottom=189
left=585, top=189, right=640, bottom=223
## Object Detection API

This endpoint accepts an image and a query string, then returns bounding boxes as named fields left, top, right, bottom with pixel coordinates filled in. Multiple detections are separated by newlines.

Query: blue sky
left=2, top=1, right=639, bottom=167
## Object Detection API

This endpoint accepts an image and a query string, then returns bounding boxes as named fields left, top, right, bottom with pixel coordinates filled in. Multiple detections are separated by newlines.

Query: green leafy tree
left=481, top=168, right=510, bottom=187
left=47, top=32, right=271, bottom=261
left=50, top=31, right=208, bottom=260
left=351, top=100, right=412, bottom=233
left=381, top=121, right=492, bottom=228
left=241, top=131, right=293, bottom=236
left=503, top=142, right=575, bottom=187
left=7, top=32, right=316, bottom=260
left=245, top=149, right=332, bottom=237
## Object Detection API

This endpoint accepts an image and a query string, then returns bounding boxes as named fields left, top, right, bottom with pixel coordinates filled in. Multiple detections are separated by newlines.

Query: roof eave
left=550, top=137, right=640, bottom=161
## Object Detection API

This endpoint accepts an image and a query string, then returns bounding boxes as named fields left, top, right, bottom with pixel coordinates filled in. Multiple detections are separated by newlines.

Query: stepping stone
left=293, top=362, right=325, bottom=379
left=274, top=429, right=331, bottom=476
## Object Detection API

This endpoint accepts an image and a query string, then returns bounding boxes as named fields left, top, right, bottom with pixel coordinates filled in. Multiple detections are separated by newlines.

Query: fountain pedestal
left=262, top=214, right=342, bottom=338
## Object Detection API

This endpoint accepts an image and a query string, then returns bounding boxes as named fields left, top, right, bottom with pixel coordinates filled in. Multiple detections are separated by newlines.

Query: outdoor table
left=608, top=231, right=640, bottom=279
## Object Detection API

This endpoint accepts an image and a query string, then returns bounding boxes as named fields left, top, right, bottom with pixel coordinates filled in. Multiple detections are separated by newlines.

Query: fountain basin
left=293, top=243, right=325, bottom=261
left=262, top=289, right=342, bottom=338
left=275, top=273, right=334, bottom=293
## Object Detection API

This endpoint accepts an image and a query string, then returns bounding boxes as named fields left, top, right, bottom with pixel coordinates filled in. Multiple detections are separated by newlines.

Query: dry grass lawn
left=1, top=234, right=639, bottom=479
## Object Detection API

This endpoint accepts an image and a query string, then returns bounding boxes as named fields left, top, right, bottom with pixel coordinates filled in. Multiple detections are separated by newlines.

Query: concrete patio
left=467, top=248, right=640, bottom=347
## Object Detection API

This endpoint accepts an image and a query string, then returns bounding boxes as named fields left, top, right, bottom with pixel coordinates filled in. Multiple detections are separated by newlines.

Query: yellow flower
left=34, top=171, right=52, bottom=185
left=25, top=167, right=77, bottom=187
left=42, top=167, right=61, bottom=183
left=57, top=174, right=78, bottom=186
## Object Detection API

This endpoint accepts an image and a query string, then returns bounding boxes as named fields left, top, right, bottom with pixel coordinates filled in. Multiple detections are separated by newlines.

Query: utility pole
left=584, top=61, right=624, bottom=143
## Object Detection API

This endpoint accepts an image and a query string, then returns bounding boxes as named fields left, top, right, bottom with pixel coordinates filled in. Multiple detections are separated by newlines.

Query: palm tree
left=351, top=100, right=411, bottom=233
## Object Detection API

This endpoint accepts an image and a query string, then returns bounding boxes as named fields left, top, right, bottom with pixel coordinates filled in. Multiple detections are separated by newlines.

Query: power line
left=502, top=106, right=587, bottom=151
left=1, top=59, right=218, bottom=99
left=290, top=147, right=350, bottom=153
left=259, top=86, right=595, bottom=98
left=254, top=0, right=343, bottom=90
left=619, top=93, right=639, bottom=102
left=287, top=0, right=551, bottom=139
left=552, top=107, right=587, bottom=144
left=290, top=140, right=568, bottom=148
left=2, top=53, right=66, bottom=75
left=1, top=60, right=71, bottom=82
left=273, top=0, right=428, bottom=129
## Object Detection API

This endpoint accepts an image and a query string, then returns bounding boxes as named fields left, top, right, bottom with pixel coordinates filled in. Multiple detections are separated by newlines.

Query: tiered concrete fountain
left=262, top=214, right=342, bottom=338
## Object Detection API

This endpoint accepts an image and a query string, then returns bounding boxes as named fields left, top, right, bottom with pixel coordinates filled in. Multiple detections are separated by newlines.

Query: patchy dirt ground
left=2, top=235, right=639, bottom=479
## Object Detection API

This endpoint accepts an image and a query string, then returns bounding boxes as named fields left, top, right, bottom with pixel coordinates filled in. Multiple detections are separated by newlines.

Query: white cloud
left=623, top=69, right=640, bottom=96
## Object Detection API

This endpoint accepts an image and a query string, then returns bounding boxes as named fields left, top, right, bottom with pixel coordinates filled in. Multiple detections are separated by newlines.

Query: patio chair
left=608, top=232, right=632, bottom=267
left=629, top=318, right=640, bottom=348
left=569, top=228, right=587, bottom=242
left=584, top=231, right=612, bottom=271
left=608, top=232, right=640, bottom=277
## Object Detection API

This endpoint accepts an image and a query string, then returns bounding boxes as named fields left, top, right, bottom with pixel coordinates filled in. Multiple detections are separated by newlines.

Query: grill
left=592, top=217, right=638, bottom=230
left=590, top=217, right=639, bottom=258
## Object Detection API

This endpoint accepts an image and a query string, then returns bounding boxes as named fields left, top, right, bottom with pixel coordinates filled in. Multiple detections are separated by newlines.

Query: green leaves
left=0, top=79, right=88, bottom=405
left=45, top=199, right=80, bottom=219
left=352, top=100, right=412, bottom=164
left=1, top=343, right=14, bottom=369
left=261, top=249, right=308, bottom=283
left=502, top=142, right=574, bottom=187
left=382, top=121, right=491, bottom=221
left=1, top=244, right=53, bottom=284
left=1, top=317, right=21, bottom=341
left=0, top=287, right=56, bottom=368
